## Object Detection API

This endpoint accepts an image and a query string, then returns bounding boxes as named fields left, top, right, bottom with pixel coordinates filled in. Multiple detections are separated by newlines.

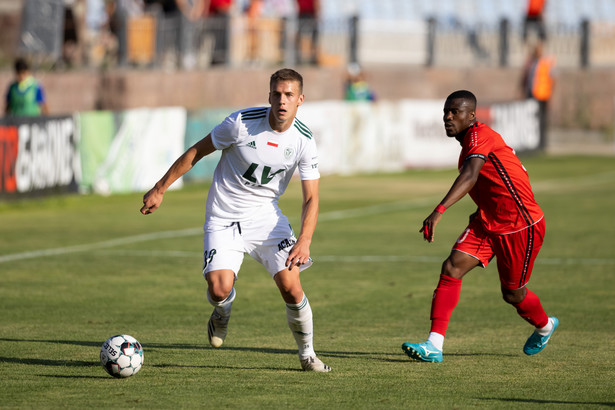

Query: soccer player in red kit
left=402, top=90, right=558, bottom=362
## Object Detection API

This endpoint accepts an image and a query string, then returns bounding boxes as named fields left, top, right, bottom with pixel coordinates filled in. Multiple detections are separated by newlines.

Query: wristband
left=434, top=204, right=447, bottom=214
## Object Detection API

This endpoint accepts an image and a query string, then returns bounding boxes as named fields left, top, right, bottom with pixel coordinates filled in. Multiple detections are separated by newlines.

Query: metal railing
left=14, top=5, right=615, bottom=71
left=424, top=18, right=615, bottom=69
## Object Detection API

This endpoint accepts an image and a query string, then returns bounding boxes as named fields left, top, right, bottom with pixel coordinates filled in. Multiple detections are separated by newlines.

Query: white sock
left=286, top=294, right=315, bottom=359
left=207, top=287, right=235, bottom=317
left=537, top=318, right=553, bottom=336
left=427, top=332, right=444, bottom=351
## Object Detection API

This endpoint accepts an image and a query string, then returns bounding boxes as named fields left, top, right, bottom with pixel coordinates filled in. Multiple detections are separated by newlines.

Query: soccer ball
left=100, top=334, right=144, bottom=378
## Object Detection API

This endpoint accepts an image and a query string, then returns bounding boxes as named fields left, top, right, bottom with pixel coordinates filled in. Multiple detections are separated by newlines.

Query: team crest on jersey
left=284, top=146, right=295, bottom=159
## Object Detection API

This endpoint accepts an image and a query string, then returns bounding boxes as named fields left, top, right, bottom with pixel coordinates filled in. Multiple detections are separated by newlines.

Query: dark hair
left=15, top=58, right=29, bottom=73
left=270, top=68, right=303, bottom=93
left=446, top=90, right=477, bottom=110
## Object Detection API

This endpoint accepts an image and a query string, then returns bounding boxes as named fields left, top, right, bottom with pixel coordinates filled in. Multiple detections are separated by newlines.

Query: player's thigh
left=246, top=214, right=313, bottom=277
left=451, top=219, right=495, bottom=272
left=495, top=219, right=545, bottom=290
left=202, top=222, right=244, bottom=280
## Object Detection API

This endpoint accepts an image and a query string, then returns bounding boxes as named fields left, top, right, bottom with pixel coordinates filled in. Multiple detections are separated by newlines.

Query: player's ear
left=297, top=93, right=305, bottom=106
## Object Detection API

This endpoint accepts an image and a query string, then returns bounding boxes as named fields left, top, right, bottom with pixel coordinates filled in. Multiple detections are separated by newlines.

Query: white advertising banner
left=397, top=99, right=460, bottom=169
left=491, top=99, right=540, bottom=152
left=299, top=99, right=541, bottom=175
left=93, top=107, right=186, bottom=195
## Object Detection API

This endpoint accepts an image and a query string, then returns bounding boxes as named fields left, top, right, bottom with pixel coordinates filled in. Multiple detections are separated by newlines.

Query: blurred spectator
left=523, top=0, right=547, bottom=42
left=521, top=42, right=555, bottom=149
left=62, top=0, right=81, bottom=68
left=344, top=64, right=376, bottom=101
left=4, top=58, right=49, bottom=117
left=296, top=0, right=319, bottom=65
left=84, top=0, right=119, bottom=67
left=144, top=0, right=180, bottom=17
left=246, top=0, right=265, bottom=63
left=207, top=0, right=233, bottom=65
left=176, top=0, right=206, bottom=21
left=111, top=0, right=146, bottom=65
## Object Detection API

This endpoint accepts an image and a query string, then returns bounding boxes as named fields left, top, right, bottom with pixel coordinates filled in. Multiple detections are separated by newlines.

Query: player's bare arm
left=140, top=134, right=216, bottom=215
left=286, top=178, right=319, bottom=269
left=420, top=156, right=484, bottom=242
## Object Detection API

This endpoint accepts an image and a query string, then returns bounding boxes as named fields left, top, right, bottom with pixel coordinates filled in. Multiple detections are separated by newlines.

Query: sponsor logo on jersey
left=247, top=141, right=257, bottom=149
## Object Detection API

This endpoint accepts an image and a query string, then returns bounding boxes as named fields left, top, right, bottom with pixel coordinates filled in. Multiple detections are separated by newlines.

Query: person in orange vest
left=523, top=0, right=547, bottom=42
left=522, top=42, right=555, bottom=150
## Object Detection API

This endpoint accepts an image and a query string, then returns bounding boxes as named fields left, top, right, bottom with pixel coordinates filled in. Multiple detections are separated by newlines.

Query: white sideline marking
left=0, top=228, right=202, bottom=264
left=0, top=198, right=438, bottom=264
left=93, top=250, right=615, bottom=266
left=2, top=169, right=614, bottom=265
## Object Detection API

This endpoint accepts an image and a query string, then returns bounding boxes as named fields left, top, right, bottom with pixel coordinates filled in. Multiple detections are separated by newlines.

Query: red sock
left=514, top=288, right=549, bottom=328
left=430, top=274, right=462, bottom=336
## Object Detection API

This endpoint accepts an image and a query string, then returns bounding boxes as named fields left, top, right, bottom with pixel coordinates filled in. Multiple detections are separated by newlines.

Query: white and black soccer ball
left=100, top=334, right=144, bottom=378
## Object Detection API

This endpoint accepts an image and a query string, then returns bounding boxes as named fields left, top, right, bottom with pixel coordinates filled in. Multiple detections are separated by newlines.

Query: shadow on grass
left=150, top=363, right=307, bottom=372
left=478, top=398, right=615, bottom=407
left=0, top=338, right=101, bottom=347
left=0, top=338, right=519, bottom=369
left=39, top=374, right=109, bottom=379
left=0, top=356, right=97, bottom=367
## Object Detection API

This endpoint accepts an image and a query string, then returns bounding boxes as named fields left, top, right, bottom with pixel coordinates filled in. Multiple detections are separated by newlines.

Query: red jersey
left=458, top=122, right=543, bottom=234
left=296, top=0, right=317, bottom=15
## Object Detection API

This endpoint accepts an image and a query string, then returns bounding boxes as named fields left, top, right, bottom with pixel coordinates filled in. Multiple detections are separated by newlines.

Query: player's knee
left=206, top=270, right=235, bottom=301
left=206, top=279, right=233, bottom=302
left=441, top=258, right=462, bottom=278
left=208, top=286, right=231, bottom=302
left=501, top=288, right=525, bottom=305
left=276, top=280, right=303, bottom=304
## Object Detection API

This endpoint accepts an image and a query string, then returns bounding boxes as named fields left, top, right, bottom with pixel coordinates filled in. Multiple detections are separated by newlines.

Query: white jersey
left=206, top=107, right=320, bottom=222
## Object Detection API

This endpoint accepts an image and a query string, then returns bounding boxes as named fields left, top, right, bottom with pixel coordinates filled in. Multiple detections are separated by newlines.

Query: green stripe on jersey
left=293, top=118, right=313, bottom=139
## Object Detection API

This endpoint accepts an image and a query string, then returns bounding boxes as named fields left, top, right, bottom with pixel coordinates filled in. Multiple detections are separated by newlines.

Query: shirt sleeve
left=463, top=125, right=492, bottom=163
left=210, top=111, right=241, bottom=150
left=298, top=137, right=320, bottom=180
left=36, top=85, right=45, bottom=104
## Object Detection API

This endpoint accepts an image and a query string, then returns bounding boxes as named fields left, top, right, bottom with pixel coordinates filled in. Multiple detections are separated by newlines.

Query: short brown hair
left=270, top=68, right=303, bottom=93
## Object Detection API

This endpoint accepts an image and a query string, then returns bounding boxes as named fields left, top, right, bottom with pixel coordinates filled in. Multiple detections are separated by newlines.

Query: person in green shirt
left=4, top=58, right=49, bottom=117
left=344, top=64, right=376, bottom=102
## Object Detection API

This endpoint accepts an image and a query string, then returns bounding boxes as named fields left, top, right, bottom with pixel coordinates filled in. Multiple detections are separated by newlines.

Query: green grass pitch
left=1, top=155, right=614, bottom=408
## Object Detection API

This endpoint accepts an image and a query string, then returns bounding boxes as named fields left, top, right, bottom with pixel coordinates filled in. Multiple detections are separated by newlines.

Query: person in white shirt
left=140, top=68, right=330, bottom=372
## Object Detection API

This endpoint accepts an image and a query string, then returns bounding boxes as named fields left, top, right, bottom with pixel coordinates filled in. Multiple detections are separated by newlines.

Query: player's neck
left=455, top=122, right=476, bottom=143
left=268, top=114, right=294, bottom=133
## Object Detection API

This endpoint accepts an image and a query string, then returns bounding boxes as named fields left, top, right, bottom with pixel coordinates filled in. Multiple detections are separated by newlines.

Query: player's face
left=443, top=98, right=476, bottom=137
left=268, top=80, right=304, bottom=131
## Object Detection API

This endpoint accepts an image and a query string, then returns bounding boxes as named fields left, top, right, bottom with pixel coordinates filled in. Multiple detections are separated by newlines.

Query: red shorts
left=452, top=217, right=545, bottom=289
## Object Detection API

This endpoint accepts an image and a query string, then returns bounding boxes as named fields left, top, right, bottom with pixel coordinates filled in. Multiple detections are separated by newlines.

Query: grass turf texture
left=1, top=155, right=614, bottom=408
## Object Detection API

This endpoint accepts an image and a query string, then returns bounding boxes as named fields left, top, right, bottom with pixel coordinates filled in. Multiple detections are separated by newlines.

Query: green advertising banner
left=183, top=108, right=229, bottom=182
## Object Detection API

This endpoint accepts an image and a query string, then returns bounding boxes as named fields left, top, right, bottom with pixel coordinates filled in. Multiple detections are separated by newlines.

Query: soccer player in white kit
left=140, top=69, right=330, bottom=372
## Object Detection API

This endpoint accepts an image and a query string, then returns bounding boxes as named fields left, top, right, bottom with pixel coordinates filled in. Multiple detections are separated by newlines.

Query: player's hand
left=419, top=211, right=442, bottom=243
left=285, top=238, right=310, bottom=270
left=140, top=187, right=164, bottom=215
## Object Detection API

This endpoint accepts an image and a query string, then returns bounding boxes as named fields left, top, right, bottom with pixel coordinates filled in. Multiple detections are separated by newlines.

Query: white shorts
left=202, top=211, right=313, bottom=278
